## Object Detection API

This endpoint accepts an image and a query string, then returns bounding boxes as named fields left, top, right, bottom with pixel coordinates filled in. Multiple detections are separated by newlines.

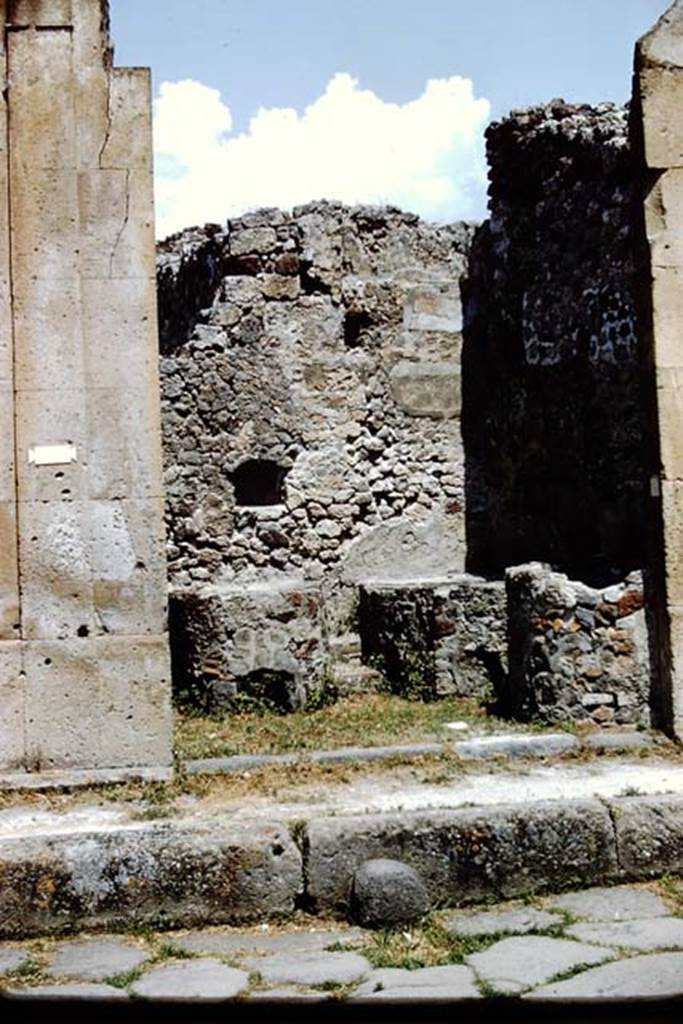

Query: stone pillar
left=634, top=0, right=683, bottom=740
left=0, top=0, right=172, bottom=775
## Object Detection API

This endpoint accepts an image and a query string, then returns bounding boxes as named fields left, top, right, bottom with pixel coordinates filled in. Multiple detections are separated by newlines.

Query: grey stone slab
left=0, top=818, right=302, bottom=938
left=310, top=744, right=443, bottom=765
left=444, top=906, right=563, bottom=938
left=131, top=960, right=249, bottom=1002
left=305, top=800, right=617, bottom=913
left=454, top=734, right=578, bottom=760
left=248, top=987, right=331, bottom=1002
left=0, top=766, right=173, bottom=792
left=352, top=965, right=480, bottom=1001
left=581, top=731, right=654, bottom=753
left=172, top=927, right=364, bottom=957
left=547, top=885, right=669, bottom=921
left=526, top=952, right=683, bottom=1001
left=5, top=984, right=128, bottom=1000
left=0, top=947, right=30, bottom=974
left=465, top=936, right=614, bottom=995
left=48, top=938, right=149, bottom=981
left=246, top=951, right=370, bottom=987
left=609, top=796, right=683, bottom=878
left=184, top=753, right=298, bottom=776
left=567, top=917, right=683, bottom=951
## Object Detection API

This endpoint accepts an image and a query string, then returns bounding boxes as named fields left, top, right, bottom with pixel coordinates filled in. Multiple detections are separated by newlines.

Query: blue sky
left=109, top=0, right=669, bottom=236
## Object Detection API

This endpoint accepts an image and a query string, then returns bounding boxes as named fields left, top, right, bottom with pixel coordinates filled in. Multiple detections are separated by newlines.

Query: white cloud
left=153, top=73, right=491, bottom=239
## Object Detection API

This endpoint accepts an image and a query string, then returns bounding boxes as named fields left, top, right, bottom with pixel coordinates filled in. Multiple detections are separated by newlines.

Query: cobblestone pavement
left=1, top=884, right=682, bottom=1004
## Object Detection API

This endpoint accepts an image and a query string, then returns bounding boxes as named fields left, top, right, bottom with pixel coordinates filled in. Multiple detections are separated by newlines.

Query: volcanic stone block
left=350, top=858, right=430, bottom=928
left=304, top=800, right=617, bottom=914
left=170, top=581, right=326, bottom=710
left=0, top=818, right=302, bottom=938
left=505, top=563, right=650, bottom=725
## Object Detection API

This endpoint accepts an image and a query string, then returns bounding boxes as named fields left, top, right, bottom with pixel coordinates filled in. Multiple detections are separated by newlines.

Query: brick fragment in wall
left=504, top=563, right=650, bottom=726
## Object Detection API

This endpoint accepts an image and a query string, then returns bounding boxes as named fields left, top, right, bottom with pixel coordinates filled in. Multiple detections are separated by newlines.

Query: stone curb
left=0, top=820, right=301, bottom=940
left=0, top=731, right=657, bottom=791
left=182, top=730, right=655, bottom=778
left=0, top=793, right=681, bottom=939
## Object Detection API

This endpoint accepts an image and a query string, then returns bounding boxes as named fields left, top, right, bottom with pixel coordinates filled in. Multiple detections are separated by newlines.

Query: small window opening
left=232, top=459, right=289, bottom=506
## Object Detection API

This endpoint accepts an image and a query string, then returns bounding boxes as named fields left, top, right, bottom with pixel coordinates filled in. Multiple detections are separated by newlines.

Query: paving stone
left=547, top=885, right=669, bottom=922
left=0, top=947, right=30, bottom=974
left=48, top=938, right=149, bottom=981
left=5, top=984, right=128, bottom=1000
left=248, top=987, right=331, bottom=1002
left=567, top=917, right=683, bottom=951
left=581, top=731, right=654, bottom=753
left=172, top=927, right=364, bottom=957
left=350, top=858, right=430, bottom=927
left=246, top=951, right=370, bottom=987
left=131, top=959, right=249, bottom=1002
left=465, top=935, right=614, bottom=994
left=526, top=952, right=683, bottom=1000
left=444, top=906, right=562, bottom=938
left=352, top=965, right=481, bottom=1001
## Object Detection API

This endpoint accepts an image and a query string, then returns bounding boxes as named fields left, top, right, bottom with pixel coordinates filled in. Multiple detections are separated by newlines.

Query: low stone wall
left=359, top=577, right=507, bottom=703
left=505, top=563, right=650, bottom=725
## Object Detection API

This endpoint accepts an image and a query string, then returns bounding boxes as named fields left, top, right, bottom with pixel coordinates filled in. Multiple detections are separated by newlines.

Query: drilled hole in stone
left=231, top=459, right=289, bottom=507
left=55, top=471, right=64, bottom=480
left=44, top=658, right=51, bottom=666
left=77, top=625, right=90, bottom=638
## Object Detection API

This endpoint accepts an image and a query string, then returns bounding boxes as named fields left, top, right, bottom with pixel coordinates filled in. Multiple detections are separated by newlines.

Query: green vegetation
left=175, top=693, right=488, bottom=761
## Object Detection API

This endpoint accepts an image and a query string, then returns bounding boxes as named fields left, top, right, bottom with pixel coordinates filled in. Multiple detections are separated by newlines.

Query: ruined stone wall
left=463, top=102, right=648, bottom=586
left=158, top=203, right=473, bottom=702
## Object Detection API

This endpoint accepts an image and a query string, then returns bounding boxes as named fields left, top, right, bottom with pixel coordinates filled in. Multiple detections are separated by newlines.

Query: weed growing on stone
left=104, top=965, right=147, bottom=990
left=657, top=875, right=683, bottom=915
left=0, top=957, right=49, bottom=989
left=350, top=916, right=500, bottom=970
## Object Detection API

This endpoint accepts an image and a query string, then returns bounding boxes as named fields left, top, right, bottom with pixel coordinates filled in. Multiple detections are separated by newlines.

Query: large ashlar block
left=18, top=500, right=94, bottom=640
left=656, top=367, right=683, bottom=481
left=667, top=604, right=683, bottom=737
left=0, top=503, right=20, bottom=641
left=639, top=68, right=683, bottom=170
left=12, top=278, right=85, bottom=392
left=78, top=168, right=155, bottom=280
left=10, top=169, right=79, bottom=282
left=15, top=388, right=88, bottom=502
left=23, top=636, right=173, bottom=771
left=90, top=498, right=167, bottom=636
left=645, top=169, right=683, bottom=268
left=0, top=387, right=16, bottom=503
left=651, top=266, right=683, bottom=367
left=0, top=642, right=25, bottom=771
left=80, top=277, right=157, bottom=390
left=86, top=388, right=164, bottom=500
left=100, top=69, right=154, bottom=172
left=6, top=27, right=76, bottom=169
left=660, top=482, right=683, bottom=604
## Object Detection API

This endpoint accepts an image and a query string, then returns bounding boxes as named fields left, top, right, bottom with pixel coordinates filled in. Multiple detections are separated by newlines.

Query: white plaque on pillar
left=28, top=444, right=78, bottom=466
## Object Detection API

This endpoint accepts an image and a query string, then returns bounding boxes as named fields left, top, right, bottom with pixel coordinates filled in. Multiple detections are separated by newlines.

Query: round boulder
left=350, top=858, right=430, bottom=928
